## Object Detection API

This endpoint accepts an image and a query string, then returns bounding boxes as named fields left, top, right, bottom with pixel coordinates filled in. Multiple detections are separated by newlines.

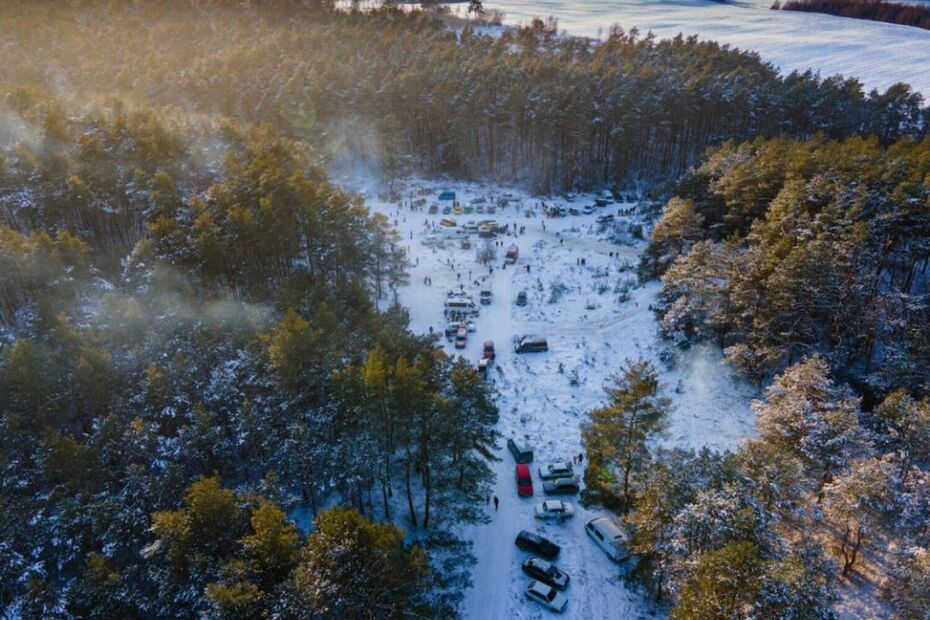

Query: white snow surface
left=464, top=0, right=930, bottom=97
left=351, top=177, right=757, bottom=619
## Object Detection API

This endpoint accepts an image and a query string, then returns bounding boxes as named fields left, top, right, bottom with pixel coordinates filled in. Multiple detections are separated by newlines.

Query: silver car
left=525, top=580, right=568, bottom=613
left=535, top=500, right=575, bottom=522
left=538, top=462, right=574, bottom=480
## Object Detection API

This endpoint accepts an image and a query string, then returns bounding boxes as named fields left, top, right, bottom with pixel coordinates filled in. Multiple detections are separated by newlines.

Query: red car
left=516, top=464, right=533, bottom=497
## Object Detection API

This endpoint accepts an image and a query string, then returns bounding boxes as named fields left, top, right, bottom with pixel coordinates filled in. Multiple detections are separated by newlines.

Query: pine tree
left=293, top=507, right=431, bottom=618
left=753, top=355, right=865, bottom=494
left=672, top=541, right=762, bottom=619
left=582, top=359, right=670, bottom=507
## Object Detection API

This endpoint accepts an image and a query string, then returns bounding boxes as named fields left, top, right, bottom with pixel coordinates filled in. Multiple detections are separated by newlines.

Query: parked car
left=428, top=204, right=439, bottom=214
left=521, top=557, right=570, bottom=591
left=525, top=580, right=568, bottom=613
left=455, top=327, right=467, bottom=349
left=476, top=204, right=485, bottom=214
left=442, top=205, right=452, bottom=215
left=538, top=462, right=573, bottom=480
left=515, top=530, right=560, bottom=559
left=543, top=476, right=580, bottom=495
left=515, top=335, right=548, bottom=353
left=568, top=208, right=580, bottom=216
left=466, top=321, right=476, bottom=333
left=480, top=290, right=493, bottom=305
left=505, top=244, right=519, bottom=264
left=487, top=205, right=496, bottom=214
left=596, top=214, right=614, bottom=224
left=483, top=340, right=495, bottom=359
left=440, top=218, right=457, bottom=228
left=595, top=197, right=610, bottom=207
left=515, top=291, right=528, bottom=306
left=582, top=205, right=595, bottom=215
left=507, top=438, right=534, bottom=463
left=444, top=324, right=458, bottom=341
left=535, top=500, right=575, bottom=522
left=516, top=464, right=533, bottom=497
left=453, top=205, right=464, bottom=215
left=585, top=517, right=631, bottom=562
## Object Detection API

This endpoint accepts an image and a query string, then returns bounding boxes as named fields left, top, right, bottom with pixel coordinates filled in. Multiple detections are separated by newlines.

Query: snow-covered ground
left=464, top=0, right=930, bottom=97
left=349, top=177, right=757, bottom=619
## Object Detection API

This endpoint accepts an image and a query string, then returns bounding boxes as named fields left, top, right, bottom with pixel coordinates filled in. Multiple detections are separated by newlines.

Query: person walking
left=493, top=495, right=499, bottom=511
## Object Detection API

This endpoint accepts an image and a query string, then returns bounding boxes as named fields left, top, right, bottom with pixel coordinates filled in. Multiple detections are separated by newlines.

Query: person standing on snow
left=493, top=495, right=499, bottom=511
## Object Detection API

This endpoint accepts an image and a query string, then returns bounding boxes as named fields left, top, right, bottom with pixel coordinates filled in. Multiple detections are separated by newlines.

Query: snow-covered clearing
left=466, top=0, right=930, bottom=97
left=348, top=176, right=757, bottom=618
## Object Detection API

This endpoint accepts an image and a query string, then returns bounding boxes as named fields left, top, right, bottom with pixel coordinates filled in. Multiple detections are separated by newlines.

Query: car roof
left=516, top=464, right=530, bottom=475
left=526, top=557, right=550, bottom=570
left=528, top=581, right=552, bottom=596
left=542, top=500, right=564, bottom=510
left=589, top=517, right=626, bottom=538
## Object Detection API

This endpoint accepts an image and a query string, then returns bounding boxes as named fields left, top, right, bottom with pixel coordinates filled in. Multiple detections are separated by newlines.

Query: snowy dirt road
left=359, top=178, right=757, bottom=619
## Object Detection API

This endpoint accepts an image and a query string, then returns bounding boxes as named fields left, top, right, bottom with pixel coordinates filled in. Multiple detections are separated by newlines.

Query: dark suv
left=515, top=530, right=560, bottom=559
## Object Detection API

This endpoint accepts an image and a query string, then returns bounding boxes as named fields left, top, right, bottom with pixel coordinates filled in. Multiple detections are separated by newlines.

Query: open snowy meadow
left=345, top=177, right=758, bottom=619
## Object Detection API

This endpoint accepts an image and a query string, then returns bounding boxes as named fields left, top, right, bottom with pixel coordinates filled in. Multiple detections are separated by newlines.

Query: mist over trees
left=1, top=0, right=927, bottom=195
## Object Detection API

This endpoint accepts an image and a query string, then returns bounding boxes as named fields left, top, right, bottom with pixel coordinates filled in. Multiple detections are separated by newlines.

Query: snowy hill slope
left=477, top=0, right=930, bottom=96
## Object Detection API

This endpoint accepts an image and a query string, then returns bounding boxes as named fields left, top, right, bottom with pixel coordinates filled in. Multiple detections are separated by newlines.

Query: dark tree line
left=1, top=1, right=928, bottom=194
left=776, top=0, right=930, bottom=31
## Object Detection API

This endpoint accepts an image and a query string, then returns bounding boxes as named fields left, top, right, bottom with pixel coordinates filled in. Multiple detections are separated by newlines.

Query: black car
left=521, top=557, right=570, bottom=591
left=428, top=204, right=438, bottom=214
left=515, top=530, right=560, bottom=559
left=543, top=476, right=580, bottom=495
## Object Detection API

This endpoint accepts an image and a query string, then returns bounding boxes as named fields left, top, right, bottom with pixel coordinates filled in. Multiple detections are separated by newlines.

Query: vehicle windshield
left=546, top=589, right=557, bottom=601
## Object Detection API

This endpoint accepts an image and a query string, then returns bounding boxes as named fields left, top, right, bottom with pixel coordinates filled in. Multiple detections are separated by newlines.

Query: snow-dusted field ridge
left=475, top=0, right=930, bottom=97
left=351, top=177, right=757, bottom=619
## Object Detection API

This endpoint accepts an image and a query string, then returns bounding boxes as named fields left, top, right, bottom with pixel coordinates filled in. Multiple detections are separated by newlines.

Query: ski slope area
left=473, top=0, right=930, bottom=96
left=352, top=177, right=757, bottom=619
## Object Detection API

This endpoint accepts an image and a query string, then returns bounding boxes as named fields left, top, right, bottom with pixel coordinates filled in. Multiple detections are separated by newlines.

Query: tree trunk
left=840, top=523, right=863, bottom=576
left=423, top=463, right=432, bottom=529
left=404, top=452, right=418, bottom=528
left=381, top=476, right=391, bottom=520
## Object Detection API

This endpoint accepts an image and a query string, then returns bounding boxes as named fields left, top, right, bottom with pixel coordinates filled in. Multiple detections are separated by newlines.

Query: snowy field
left=345, top=176, right=757, bottom=619
left=465, top=0, right=930, bottom=97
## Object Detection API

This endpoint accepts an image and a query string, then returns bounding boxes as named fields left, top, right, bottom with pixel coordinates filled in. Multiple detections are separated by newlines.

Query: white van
left=585, top=517, right=630, bottom=562
left=444, top=298, right=475, bottom=312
